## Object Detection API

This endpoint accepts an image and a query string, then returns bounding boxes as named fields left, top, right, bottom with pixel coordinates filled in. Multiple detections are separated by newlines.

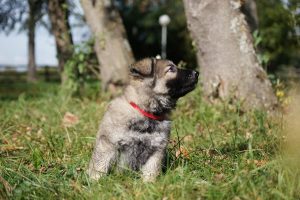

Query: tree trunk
left=27, top=0, right=37, bottom=82
left=47, top=0, right=73, bottom=81
left=80, top=0, right=134, bottom=90
left=183, top=0, right=277, bottom=110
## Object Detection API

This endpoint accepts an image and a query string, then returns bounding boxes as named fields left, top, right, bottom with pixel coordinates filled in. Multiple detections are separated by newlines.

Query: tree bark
left=80, top=0, right=134, bottom=90
left=27, top=0, right=37, bottom=82
left=47, top=0, right=73, bottom=81
left=183, top=0, right=277, bottom=110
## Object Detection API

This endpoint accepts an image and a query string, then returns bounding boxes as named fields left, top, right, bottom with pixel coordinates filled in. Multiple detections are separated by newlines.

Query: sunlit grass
left=0, top=82, right=299, bottom=199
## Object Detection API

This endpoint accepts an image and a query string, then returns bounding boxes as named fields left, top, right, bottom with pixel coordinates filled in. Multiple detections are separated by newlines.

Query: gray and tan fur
left=87, top=58, right=198, bottom=182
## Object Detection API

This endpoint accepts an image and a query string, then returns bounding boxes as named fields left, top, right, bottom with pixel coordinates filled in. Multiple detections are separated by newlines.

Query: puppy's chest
left=127, top=118, right=171, bottom=135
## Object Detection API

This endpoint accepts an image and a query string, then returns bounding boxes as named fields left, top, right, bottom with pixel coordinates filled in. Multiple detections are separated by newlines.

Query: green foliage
left=31, top=146, right=44, bottom=169
left=0, top=82, right=299, bottom=199
left=253, top=30, right=271, bottom=68
left=62, top=40, right=99, bottom=96
left=256, top=0, right=300, bottom=71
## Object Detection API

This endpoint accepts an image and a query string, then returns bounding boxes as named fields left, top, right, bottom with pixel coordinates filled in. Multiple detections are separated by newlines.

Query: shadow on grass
left=0, top=70, right=61, bottom=101
left=0, top=81, right=60, bottom=101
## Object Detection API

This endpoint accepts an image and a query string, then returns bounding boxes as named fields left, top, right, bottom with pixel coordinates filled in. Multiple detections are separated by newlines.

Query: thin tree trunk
left=80, top=0, right=134, bottom=90
left=183, top=0, right=277, bottom=110
left=47, top=0, right=73, bottom=82
left=27, top=0, right=37, bottom=82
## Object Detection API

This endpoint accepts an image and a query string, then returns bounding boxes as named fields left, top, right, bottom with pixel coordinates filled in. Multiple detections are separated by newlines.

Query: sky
left=0, top=0, right=86, bottom=67
left=0, top=27, right=57, bottom=66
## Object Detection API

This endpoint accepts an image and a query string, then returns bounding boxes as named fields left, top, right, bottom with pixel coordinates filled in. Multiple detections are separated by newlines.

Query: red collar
left=129, top=102, right=164, bottom=121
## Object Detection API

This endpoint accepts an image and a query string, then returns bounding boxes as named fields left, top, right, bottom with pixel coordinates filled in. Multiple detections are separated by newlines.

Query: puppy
left=88, top=58, right=198, bottom=181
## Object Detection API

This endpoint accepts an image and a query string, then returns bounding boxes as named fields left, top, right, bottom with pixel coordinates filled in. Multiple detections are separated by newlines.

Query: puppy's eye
left=167, top=65, right=176, bottom=73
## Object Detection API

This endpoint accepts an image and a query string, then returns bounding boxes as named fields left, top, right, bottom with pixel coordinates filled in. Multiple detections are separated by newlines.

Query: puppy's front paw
left=87, top=168, right=104, bottom=181
left=142, top=174, right=157, bottom=183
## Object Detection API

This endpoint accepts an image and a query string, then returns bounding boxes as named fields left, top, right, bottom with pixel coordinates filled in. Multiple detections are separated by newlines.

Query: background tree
left=26, top=0, right=45, bottom=82
left=256, top=0, right=300, bottom=73
left=183, top=0, right=277, bottom=110
left=47, top=0, right=74, bottom=82
left=80, top=0, right=134, bottom=90
left=0, top=0, right=46, bottom=82
left=0, top=0, right=26, bottom=33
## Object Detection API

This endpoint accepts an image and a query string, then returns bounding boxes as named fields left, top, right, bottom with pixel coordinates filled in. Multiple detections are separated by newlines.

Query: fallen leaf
left=175, top=146, right=190, bottom=159
left=62, top=112, right=79, bottom=127
left=246, top=159, right=267, bottom=167
left=254, top=160, right=267, bottom=167
left=39, top=166, right=47, bottom=173
left=1, top=139, right=9, bottom=144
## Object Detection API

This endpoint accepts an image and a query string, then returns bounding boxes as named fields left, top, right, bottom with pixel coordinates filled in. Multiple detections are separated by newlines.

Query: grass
left=0, top=82, right=299, bottom=199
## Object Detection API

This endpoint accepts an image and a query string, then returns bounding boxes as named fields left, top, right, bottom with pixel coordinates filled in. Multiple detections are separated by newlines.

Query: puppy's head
left=129, top=58, right=199, bottom=99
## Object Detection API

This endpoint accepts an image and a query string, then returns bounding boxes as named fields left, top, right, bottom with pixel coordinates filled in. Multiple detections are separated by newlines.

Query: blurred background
left=0, top=0, right=299, bottom=99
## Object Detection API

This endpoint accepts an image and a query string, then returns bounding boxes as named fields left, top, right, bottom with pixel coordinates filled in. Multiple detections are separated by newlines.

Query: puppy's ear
left=129, top=58, right=155, bottom=78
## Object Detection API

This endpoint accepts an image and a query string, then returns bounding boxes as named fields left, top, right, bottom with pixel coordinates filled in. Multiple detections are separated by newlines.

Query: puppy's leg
left=87, top=135, right=116, bottom=180
left=141, top=150, right=165, bottom=182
